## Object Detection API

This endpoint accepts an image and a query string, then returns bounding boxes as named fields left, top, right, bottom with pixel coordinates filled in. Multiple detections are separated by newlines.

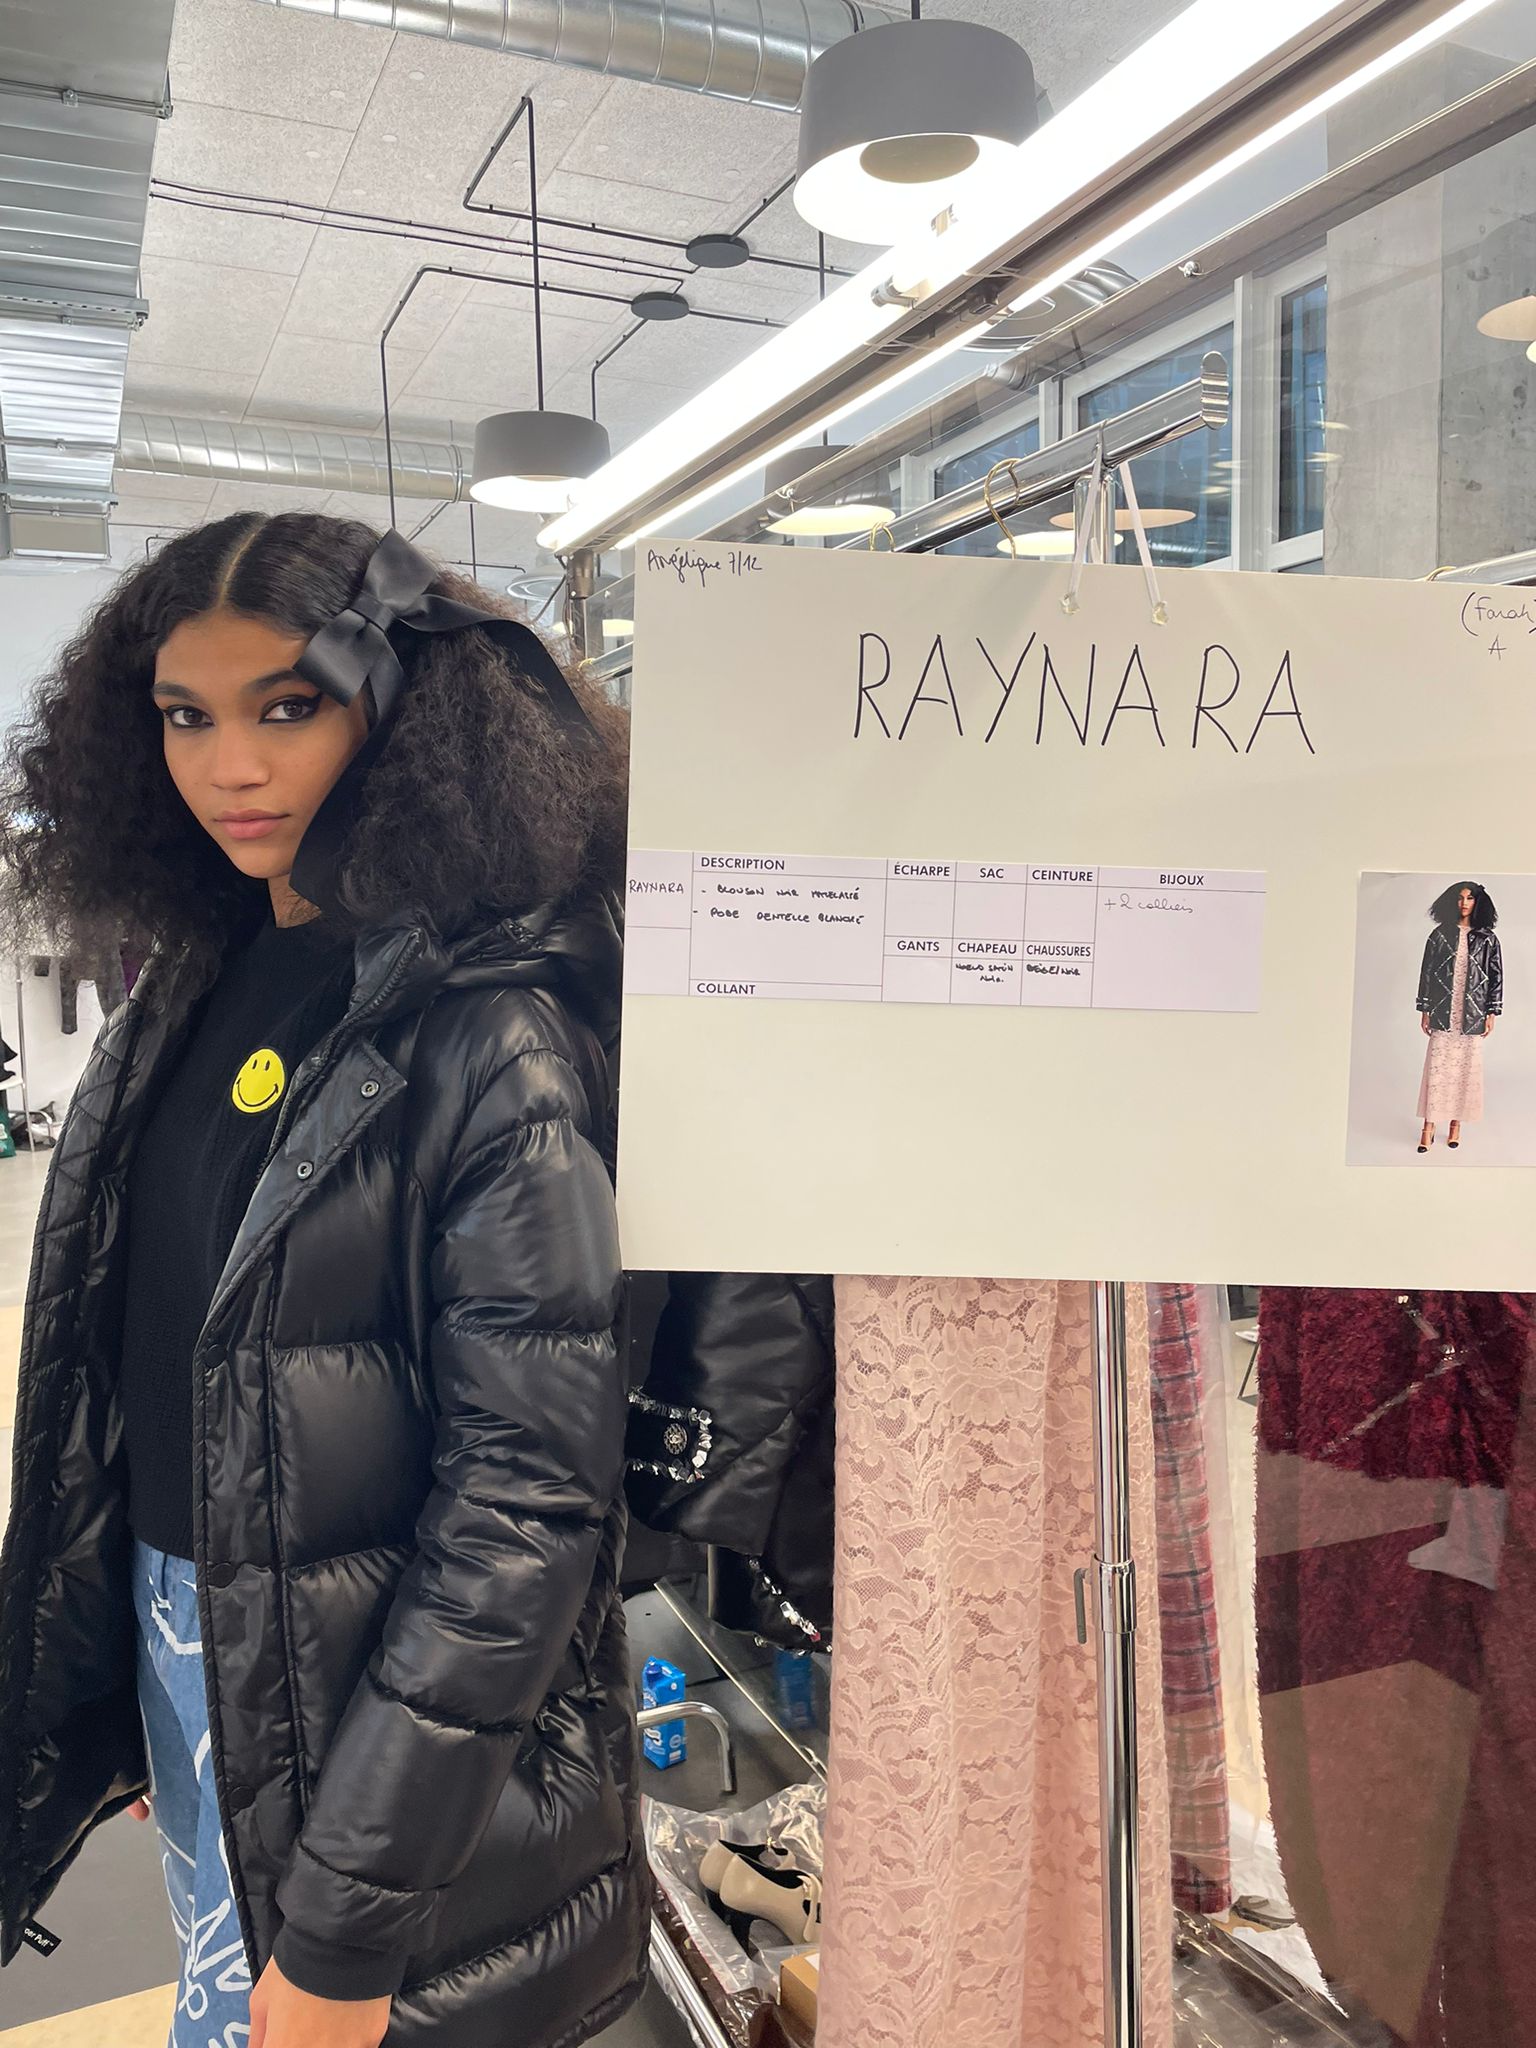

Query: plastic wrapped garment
left=645, top=1781, right=824, bottom=2048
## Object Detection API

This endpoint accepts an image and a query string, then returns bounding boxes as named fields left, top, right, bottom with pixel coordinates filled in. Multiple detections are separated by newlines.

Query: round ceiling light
left=1476, top=292, right=1536, bottom=341
left=686, top=233, right=751, bottom=270
left=761, top=444, right=894, bottom=537
left=794, top=18, right=1036, bottom=245
left=470, top=410, right=611, bottom=514
left=1047, top=507, right=1196, bottom=532
left=631, top=289, right=689, bottom=322
left=995, top=530, right=1077, bottom=556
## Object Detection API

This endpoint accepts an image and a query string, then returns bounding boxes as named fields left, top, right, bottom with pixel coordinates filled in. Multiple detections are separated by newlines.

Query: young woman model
left=1417, top=880, right=1503, bottom=1154
left=0, top=515, right=647, bottom=2048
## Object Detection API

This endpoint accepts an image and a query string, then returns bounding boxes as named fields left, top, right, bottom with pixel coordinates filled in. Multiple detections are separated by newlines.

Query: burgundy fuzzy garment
left=1257, top=1288, right=1536, bottom=2046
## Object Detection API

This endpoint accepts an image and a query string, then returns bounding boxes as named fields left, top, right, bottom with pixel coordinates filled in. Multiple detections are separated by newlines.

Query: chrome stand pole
left=13, top=964, right=31, bottom=1130
left=1090, top=1279, right=1142, bottom=2048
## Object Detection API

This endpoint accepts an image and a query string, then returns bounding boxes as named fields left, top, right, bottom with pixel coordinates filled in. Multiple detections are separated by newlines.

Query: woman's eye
left=163, top=705, right=210, bottom=731
left=263, top=695, right=321, bottom=724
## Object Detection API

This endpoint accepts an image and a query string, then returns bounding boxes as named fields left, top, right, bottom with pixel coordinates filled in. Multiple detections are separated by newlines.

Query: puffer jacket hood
left=0, top=889, right=647, bottom=2046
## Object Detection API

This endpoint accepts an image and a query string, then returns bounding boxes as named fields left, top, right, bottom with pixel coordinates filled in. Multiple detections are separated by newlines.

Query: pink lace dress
left=817, top=1278, right=1173, bottom=2048
left=1419, top=928, right=1484, bottom=1124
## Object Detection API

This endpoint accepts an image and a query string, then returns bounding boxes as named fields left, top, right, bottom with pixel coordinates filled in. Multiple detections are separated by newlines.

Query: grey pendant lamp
left=794, top=10, right=1037, bottom=245
left=470, top=96, right=610, bottom=515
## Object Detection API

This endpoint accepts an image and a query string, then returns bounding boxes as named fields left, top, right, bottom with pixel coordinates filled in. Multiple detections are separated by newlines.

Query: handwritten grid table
left=627, top=852, right=1267, bottom=1014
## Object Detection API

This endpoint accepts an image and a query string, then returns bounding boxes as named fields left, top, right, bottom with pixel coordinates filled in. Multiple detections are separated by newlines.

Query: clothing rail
left=1429, top=545, right=1536, bottom=585
left=580, top=355, right=1229, bottom=678
left=835, top=353, right=1229, bottom=555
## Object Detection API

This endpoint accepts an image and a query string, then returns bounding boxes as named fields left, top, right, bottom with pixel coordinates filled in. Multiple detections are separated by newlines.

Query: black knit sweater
left=119, top=919, right=354, bottom=1559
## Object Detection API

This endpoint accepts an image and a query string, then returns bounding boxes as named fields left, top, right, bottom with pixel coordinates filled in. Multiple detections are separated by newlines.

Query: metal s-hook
left=983, top=457, right=1025, bottom=558
left=867, top=522, right=897, bottom=552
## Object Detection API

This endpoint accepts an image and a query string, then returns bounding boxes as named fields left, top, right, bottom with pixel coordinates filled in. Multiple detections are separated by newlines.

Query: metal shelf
left=654, top=1576, right=829, bottom=1784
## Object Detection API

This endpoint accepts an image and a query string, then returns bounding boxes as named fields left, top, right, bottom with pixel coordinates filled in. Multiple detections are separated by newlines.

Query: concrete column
left=1322, top=39, right=1536, bottom=578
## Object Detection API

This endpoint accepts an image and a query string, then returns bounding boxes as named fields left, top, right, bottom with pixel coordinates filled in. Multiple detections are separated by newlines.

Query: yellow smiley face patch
left=232, top=1049, right=287, bottom=1116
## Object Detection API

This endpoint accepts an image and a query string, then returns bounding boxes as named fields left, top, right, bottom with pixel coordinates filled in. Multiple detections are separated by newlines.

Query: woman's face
left=1458, top=887, right=1477, bottom=921
left=152, top=609, right=370, bottom=885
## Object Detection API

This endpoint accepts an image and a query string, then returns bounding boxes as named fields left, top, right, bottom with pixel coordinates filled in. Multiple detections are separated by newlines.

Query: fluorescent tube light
left=539, top=0, right=1498, bottom=556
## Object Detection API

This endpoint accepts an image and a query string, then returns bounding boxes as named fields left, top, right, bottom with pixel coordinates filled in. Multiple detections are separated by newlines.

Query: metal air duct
left=248, top=0, right=904, bottom=113
left=116, top=414, right=468, bottom=502
left=0, top=0, right=174, bottom=558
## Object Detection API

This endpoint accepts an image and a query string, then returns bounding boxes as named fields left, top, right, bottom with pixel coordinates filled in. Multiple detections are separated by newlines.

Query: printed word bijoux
left=852, top=632, right=1316, bottom=754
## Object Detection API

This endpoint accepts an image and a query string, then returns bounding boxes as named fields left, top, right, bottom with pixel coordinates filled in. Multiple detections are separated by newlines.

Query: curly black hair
left=1429, top=880, right=1498, bottom=930
left=0, top=513, right=628, bottom=977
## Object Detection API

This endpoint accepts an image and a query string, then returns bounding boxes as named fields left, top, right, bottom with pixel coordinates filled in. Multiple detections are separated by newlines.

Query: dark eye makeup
left=157, top=691, right=324, bottom=731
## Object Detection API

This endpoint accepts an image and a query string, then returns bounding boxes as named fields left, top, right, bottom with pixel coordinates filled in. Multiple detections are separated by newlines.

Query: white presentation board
left=619, top=544, right=1536, bottom=1289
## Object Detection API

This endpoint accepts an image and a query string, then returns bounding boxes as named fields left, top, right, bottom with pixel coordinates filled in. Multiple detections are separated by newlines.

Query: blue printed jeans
left=133, top=1540, right=254, bottom=2048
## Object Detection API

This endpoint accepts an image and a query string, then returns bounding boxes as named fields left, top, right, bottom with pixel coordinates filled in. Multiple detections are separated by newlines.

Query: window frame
left=1242, top=250, right=1327, bottom=572
left=901, top=386, right=1047, bottom=516
left=914, top=254, right=1330, bottom=576
left=1061, top=296, right=1240, bottom=572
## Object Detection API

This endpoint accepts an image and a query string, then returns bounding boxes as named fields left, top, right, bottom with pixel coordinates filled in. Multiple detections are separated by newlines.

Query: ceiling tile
left=285, top=232, right=474, bottom=353
left=558, top=78, right=795, bottom=203
left=122, top=356, right=258, bottom=420
left=142, top=193, right=318, bottom=276
left=167, top=0, right=390, bottom=129
left=611, top=310, right=766, bottom=388
left=322, top=489, right=400, bottom=532
left=402, top=299, right=601, bottom=406
left=535, top=168, right=722, bottom=244
left=152, top=99, right=354, bottom=208
left=377, top=393, right=483, bottom=443
left=111, top=469, right=216, bottom=513
left=683, top=266, right=813, bottom=324
left=326, top=46, right=610, bottom=234
left=137, top=256, right=294, bottom=375
left=205, top=479, right=338, bottom=518
left=462, top=228, right=673, bottom=301
left=447, top=503, right=550, bottom=571
left=465, top=256, right=634, bottom=328
left=248, top=333, right=421, bottom=433
left=112, top=491, right=217, bottom=532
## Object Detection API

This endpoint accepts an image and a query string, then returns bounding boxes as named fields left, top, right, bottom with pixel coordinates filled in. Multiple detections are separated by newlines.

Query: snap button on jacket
left=0, top=895, right=649, bottom=2047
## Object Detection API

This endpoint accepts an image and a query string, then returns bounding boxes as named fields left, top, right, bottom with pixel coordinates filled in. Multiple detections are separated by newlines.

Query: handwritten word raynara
left=852, top=632, right=1316, bottom=754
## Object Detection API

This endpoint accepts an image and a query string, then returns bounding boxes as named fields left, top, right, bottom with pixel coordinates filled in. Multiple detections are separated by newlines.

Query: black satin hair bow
left=293, top=526, right=593, bottom=741
left=289, top=528, right=593, bottom=917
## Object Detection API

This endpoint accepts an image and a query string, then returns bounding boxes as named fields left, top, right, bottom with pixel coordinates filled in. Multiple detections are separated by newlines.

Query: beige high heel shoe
left=700, top=1841, right=821, bottom=1948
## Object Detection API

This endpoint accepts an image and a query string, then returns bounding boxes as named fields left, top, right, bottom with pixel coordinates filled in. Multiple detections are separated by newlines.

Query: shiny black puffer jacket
left=0, top=897, right=648, bottom=2047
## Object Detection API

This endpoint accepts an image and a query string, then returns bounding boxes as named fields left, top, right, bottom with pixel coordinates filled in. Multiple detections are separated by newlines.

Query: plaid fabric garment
left=1148, top=1283, right=1233, bottom=1915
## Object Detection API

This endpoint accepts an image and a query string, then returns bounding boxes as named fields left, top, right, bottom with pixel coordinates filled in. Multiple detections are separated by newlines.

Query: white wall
left=0, top=562, right=123, bottom=734
left=0, top=564, right=126, bottom=1120
left=0, top=964, right=105, bottom=1122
